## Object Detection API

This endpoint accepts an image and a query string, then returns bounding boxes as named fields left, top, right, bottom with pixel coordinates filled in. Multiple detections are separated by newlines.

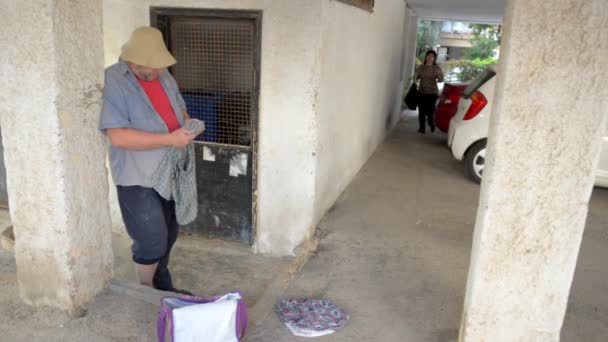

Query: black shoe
left=157, top=287, right=194, bottom=296
left=171, top=288, right=194, bottom=296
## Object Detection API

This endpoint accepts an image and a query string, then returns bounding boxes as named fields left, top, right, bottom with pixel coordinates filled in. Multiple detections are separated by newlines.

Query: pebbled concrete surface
left=0, top=113, right=606, bottom=341
left=249, top=113, right=608, bottom=342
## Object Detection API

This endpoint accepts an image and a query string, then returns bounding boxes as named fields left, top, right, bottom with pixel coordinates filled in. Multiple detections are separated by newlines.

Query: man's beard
left=139, top=73, right=156, bottom=81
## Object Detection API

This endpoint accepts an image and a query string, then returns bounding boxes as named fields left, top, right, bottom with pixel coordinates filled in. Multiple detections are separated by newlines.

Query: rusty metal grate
left=170, top=17, right=254, bottom=147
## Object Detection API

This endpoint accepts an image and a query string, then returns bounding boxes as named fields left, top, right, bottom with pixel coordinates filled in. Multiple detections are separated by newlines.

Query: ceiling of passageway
left=408, top=0, right=505, bottom=23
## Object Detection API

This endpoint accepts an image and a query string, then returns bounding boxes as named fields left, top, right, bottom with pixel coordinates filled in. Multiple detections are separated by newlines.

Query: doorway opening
left=151, top=8, right=262, bottom=244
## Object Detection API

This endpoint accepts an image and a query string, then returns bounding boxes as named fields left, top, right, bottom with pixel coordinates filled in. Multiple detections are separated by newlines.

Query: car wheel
left=464, top=140, right=487, bottom=184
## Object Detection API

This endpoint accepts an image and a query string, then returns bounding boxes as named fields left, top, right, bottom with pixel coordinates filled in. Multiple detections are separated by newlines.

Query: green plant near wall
left=442, top=57, right=497, bottom=83
left=471, top=57, right=497, bottom=69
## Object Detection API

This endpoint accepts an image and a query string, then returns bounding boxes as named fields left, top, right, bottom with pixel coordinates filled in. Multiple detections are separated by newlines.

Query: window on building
left=441, top=22, right=453, bottom=33
left=336, top=0, right=374, bottom=12
left=441, top=21, right=473, bottom=35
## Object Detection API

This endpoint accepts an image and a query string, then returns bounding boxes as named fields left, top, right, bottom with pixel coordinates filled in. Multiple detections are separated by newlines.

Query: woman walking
left=415, top=50, right=444, bottom=134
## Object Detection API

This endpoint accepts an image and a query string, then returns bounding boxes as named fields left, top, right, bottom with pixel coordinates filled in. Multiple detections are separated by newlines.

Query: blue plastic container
left=181, top=92, right=223, bottom=143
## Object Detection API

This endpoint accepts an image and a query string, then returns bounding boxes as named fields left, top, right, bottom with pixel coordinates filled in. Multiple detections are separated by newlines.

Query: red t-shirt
left=137, top=78, right=181, bottom=132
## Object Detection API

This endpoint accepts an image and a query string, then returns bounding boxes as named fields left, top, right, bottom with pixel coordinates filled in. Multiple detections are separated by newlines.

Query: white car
left=447, top=66, right=608, bottom=188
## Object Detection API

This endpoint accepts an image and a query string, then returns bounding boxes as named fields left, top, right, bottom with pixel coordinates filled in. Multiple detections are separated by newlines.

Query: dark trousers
left=418, top=94, right=438, bottom=133
left=117, top=186, right=179, bottom=291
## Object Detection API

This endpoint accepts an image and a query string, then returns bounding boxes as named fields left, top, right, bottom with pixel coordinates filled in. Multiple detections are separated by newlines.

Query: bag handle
left=157, top=306, right=171, bottom=342
left=236, top=299, right=248, bottom=340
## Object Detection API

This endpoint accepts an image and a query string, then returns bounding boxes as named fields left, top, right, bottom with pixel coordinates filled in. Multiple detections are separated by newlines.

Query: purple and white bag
left=158, top=292, right=248, bottom=342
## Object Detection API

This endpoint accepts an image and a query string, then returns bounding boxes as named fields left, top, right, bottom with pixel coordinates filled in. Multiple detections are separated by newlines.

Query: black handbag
left=405, top=83, right=419, bottom=110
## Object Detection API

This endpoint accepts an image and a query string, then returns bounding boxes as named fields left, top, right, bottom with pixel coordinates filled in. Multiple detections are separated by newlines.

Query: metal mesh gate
left=153, top=9, right=259, bottom=243
left=170, top=17, right=255, bottom=147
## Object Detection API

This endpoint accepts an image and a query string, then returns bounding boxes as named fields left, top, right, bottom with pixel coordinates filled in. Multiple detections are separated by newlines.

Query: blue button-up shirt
left=99, top=60, right=187, bottom=187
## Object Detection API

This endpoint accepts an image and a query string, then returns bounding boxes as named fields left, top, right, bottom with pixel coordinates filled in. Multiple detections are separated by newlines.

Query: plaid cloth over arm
left=151, top=119, right=205, bottom=225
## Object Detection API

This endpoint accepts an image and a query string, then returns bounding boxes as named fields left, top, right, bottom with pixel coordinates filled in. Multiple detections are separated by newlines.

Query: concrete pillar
left=0, top=0, right=112, bottom=316
left=459, top=1, right=608, bottom=341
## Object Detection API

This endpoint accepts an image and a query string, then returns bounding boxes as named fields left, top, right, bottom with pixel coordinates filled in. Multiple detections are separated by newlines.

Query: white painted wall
left=103, top=0, right=152, bottom=67
left=103, top=0, right=412, bottom=255
left=103, top=0, right=324, bottom=255
left=312, top=0, right=408, bottom=220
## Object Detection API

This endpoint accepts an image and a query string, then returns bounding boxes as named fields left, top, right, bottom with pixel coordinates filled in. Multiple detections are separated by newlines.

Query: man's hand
left=168, top=128, right=196, bottom=148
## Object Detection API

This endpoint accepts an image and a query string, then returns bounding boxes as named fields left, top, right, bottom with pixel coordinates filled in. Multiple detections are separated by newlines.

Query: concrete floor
left=0, top=113, right=607, bottom=341
left=0, top=222, right=292, bottom=341
left=248, top=113, right=608, bottom=341
left=112, top=232, right=290, bottom=308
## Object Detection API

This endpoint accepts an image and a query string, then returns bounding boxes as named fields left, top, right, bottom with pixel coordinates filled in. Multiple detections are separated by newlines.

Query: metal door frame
left=151, top=7, right=262, bottom=244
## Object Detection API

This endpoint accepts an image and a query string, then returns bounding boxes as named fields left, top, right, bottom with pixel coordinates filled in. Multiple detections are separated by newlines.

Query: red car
left=434, top=83, right=468, bottom=133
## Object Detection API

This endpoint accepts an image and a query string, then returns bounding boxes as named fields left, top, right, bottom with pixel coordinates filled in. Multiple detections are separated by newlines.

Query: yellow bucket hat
left=120, top=27, right=177, bottom=69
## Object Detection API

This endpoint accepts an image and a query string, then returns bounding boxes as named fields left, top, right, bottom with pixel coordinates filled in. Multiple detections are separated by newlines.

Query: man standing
left=100, top=27, right=195, bottom=294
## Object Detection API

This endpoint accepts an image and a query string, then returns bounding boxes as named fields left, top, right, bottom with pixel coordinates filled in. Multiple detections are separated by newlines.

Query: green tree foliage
left=469, top=24, right=501, bottom=42
left=416, top=20, right=441, bottom=60
left=465, top=24, right=501, bottom=60
left=439, top=24, right=501, bottom=82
